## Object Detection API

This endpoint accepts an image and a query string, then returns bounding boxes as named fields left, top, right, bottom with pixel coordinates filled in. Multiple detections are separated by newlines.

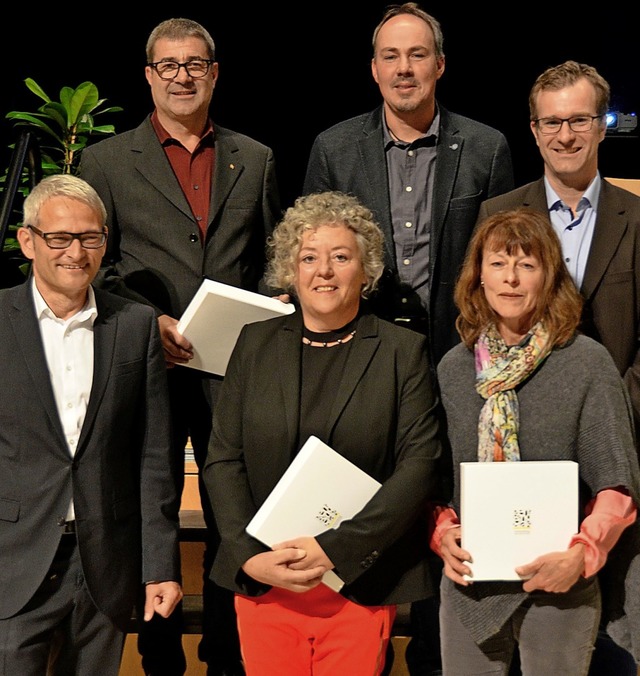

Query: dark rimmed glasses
left=27, top=225, right=107, bottom=249
left=533, top=115, right=602, bottom=135
left=147, top=59, right=214, bottom=80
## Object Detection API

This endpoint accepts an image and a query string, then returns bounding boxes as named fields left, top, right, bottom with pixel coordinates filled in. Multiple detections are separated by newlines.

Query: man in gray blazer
left=477, top=60, right=640, bottom=676
left=0, top=174, right=181, bottom=675
left=79, top=17, right=279, bottom=676
left=302, top=5, right=513, bottom=673
left=303, top=3, right=513, bottom=369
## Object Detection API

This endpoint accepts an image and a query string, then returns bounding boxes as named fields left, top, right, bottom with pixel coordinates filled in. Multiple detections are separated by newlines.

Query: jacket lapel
left=581, top=180, right=628, bottom=299
left=432, top=109, right=463, bottom=267
left=520, top=179, right=548, bottom=210
left=76, top=290, right=118, bottom=456
left=277, top=314, right=303, bottom=450
left=133, top=118, right=193, bottom=220
left=360, top=109, right=395, bottom=268
left=326, top=314, right=380, bottom=437
left=9, top=282, right=68, bottom=454
left=208, top=127, right=243, bottom=232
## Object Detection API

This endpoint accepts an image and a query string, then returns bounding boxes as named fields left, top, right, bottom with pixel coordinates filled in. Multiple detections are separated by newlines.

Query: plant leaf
left=24, top=78, right=51, bottom=103
left=69, top=82, right=100, bottom=124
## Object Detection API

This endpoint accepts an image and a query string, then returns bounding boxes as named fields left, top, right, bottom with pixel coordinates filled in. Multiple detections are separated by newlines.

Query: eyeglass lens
left=153, top=60, right=211, bottom=79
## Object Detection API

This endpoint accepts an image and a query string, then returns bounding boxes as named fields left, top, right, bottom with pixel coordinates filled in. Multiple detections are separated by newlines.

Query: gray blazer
left=477, top=178, right=640, bottom=448
left=80, top=115, right=281, bottom=318
left=303, top=105, right=514, bottom=365
left=0, top=282, right=180, bottom=628
left=203, top=312, right=444, bottom=606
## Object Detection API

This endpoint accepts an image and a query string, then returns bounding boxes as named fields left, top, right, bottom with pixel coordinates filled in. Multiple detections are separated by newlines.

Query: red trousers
left=235, top=585, right=396, bottom=675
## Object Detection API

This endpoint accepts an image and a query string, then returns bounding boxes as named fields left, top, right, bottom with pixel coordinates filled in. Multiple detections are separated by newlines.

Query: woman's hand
left=515, top=543, right=585, bottom=593
left=440, top=526, right=473, bottom=586
left=273, top=537, right=335, bottom=573
left=242, top=547, right=325, bottom=593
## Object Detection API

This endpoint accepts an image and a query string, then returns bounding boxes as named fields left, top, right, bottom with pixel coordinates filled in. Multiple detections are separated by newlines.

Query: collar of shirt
left=31, top=278, right=98, bottom=327
left=545, top=172, right=602, bottom=216
left=383, top=107, right=439, bottom=150
left=150, top=109, right=216, bottom=149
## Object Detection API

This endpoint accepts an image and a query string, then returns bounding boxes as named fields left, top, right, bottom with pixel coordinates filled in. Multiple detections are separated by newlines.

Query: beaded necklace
left=302, top=318, right=358, bottom=348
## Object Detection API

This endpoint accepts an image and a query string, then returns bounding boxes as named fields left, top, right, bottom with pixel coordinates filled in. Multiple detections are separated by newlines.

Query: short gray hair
left=23, top=174, right=107, bottom=228
left=146, top=18, right=216, bottom=62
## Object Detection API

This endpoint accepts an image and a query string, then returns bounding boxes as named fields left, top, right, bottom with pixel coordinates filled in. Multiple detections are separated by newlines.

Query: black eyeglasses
left=27, top=225, right=107, bottom=249
left=147, top=59, right=214, bottom=80
left=534, top=115, right=602, bottom=135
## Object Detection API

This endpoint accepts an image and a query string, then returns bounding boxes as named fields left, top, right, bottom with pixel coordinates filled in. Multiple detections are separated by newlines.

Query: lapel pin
left=229, top=163, right=235, bottom=170
left=449, top=143, right=459, bottom=150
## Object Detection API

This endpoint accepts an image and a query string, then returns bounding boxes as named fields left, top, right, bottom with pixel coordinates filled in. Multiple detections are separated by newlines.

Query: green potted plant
left=0, top=78, right=122, bottom=283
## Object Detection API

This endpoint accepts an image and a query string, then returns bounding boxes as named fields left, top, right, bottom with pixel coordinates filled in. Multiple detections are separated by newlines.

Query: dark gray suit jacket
left=303, top=105, right=514, bottom=365
left=80, top=115, right=281, bottom=318
left=203, top=312, right=444, bottom=606
left=477, top=178, right=640, bottom=448
left=0, top=282, right=180, bottom=628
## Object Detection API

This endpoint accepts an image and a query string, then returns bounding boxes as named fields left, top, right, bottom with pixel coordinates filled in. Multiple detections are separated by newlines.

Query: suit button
left=57, top=517, right=66, bottom=527
left=189, top=233, right=198, bottom=242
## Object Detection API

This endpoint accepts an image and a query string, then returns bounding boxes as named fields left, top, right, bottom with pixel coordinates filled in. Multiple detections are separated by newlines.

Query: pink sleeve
left=569, top=488, right=637, bottom=578
left=428, top=503, right=460, bottom=557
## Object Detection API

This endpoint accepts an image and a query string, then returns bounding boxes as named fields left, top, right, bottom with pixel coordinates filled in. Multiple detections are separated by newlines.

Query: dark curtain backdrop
left=2, top=6, right=638, bottom=208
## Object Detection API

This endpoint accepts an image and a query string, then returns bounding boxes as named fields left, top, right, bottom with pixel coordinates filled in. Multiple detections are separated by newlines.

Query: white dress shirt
left=32, top=279, right=97, bottom=520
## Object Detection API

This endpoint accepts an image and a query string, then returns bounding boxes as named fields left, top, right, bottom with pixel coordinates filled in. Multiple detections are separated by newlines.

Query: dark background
left=2, top=6, right=638, bottom=209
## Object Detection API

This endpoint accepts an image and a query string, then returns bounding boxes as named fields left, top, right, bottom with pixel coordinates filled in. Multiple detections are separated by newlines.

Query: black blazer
left=203, top=312, right=444, bottom=606
left=0, top=281, right=180, bottom=627
left=303, top=105, right=514, bottom=365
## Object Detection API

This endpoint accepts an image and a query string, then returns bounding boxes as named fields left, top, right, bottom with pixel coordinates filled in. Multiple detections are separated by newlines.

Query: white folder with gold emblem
left=460, top=460, right=579, bottom=581
left=246, top=435, right=381, bottom=592
left=177, top=279, right=295, bottom=376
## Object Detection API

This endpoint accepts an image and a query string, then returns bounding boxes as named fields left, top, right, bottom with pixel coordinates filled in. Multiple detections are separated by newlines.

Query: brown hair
left=454, top=208, right=583, bottom=348
left=529, top=60, right=610, bottom=120
left=372, top=3, right=444, bottom=58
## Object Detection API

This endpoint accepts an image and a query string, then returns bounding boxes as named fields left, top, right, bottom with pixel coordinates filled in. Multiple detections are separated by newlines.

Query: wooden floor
left=119, top=634, right=412, bottom=675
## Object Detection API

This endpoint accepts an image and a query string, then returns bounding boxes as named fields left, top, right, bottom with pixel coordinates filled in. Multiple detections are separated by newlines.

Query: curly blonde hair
left=265, top=191, right=384, bottom=298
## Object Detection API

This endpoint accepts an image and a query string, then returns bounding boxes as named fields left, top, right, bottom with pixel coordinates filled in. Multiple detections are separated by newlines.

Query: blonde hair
left=266, top=191, right=384, bottom=298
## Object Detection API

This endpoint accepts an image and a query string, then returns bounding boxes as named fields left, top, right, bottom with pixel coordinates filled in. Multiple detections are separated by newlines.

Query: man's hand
left=144, top=581, right=183, bottom=620
left=157, top=314, right=193, bottom=367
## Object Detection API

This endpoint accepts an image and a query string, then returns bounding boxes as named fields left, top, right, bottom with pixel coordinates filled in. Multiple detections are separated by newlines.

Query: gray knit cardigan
left=436, top=334, right=640, bottom=659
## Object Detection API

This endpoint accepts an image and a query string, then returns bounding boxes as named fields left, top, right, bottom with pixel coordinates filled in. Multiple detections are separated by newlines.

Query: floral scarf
left=474, top=322, right=552, bottom=462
